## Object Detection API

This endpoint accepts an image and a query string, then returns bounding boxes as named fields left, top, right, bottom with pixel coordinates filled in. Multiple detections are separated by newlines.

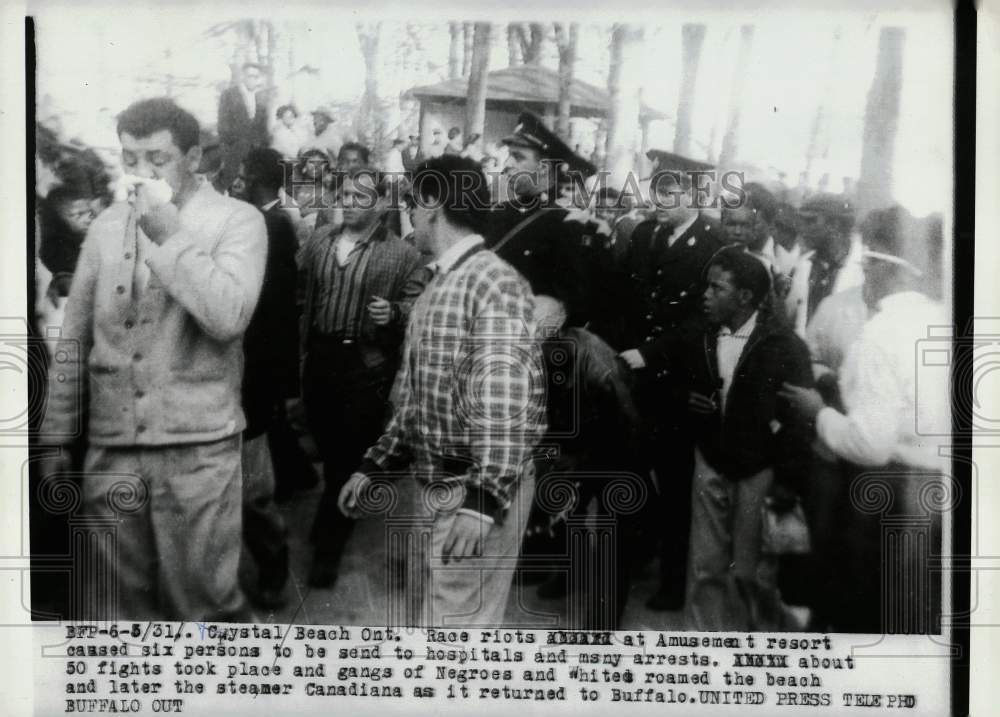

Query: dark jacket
left=243, top=205, right=300, bottom=438
left=679, top=315, right=814, bottom=488
left=217, top=84, right=269, bottom=186
left=625, top=213, right=723, bottom=364
left=217, top=85, right=269, bottom=147
left=487, top=199, right=627, bottom=347
left=543, top=327, right=641, bottom=472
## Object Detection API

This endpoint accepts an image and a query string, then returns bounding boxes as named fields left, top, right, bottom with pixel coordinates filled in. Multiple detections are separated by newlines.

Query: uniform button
left=116, top=285, right=126, bottom=294
left=135, top=389, right=144, bottom=398
left=679, top=290, right=687, bottom=297
left=645, top=314, right=653, bottom=320
left=137, top=425, right=147, bottom=433
left=650, top=291, right=657, bottom=298
left=523, top=249, right=531, bottom=256
left=133, top=352, right=143, bottom=361
left=124, top=252, right=133, bottom=260
left=656, top=269, right=663, bottom=276
left=124, top=320, right=134, bottom=329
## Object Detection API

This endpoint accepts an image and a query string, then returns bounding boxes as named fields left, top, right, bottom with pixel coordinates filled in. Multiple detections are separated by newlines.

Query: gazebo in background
left=406, top=65, right=666, bottom=169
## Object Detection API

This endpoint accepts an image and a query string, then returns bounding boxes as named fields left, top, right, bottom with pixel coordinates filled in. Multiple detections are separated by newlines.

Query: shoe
left=308, top=559, right=339, bottom=589
left=645, top=588, right=684, bottom=612
left=536, top=574, right=568, bottom=599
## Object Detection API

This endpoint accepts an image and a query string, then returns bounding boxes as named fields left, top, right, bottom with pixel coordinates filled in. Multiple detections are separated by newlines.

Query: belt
left=308, top=331, right=361, bottom=349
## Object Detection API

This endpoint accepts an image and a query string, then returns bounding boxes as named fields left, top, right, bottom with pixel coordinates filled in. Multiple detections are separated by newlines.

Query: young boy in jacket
left=681, top=248, right=813, bottom=630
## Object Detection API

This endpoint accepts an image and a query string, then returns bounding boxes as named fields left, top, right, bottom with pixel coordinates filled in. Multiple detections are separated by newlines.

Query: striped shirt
left=310, top=222, right=379, bottom=336
left=361, top=236, right=547, bottom=520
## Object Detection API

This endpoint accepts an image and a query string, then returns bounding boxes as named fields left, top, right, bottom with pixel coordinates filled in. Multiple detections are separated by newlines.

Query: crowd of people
left=34, top=63, right=950, bottom=635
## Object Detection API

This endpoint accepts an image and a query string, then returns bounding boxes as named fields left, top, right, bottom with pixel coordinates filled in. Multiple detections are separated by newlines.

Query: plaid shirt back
left=363, top=243, right=547, bottom=512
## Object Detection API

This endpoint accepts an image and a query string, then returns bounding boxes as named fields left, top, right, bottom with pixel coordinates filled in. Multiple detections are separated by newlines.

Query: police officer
left=487, top=112, right=618, bottom=342
left=618, top=157, right=724, bottom=611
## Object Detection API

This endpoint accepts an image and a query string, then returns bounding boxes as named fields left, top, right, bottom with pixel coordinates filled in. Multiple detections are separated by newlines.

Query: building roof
left=407, top=64, right=665, bottom=121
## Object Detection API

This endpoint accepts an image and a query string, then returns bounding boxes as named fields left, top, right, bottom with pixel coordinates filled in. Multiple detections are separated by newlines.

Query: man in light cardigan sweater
left=39, top=98, right=267, bottom=622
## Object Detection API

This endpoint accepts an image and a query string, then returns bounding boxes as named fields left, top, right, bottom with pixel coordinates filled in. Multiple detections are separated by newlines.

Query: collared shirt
left=238, top=83, right=256, bottom=121
left=363, top=235, right=547, bottom=515
left=785, top=237, right=864, bottom=338
left=430, top=233, right=485, bottom=275
left=816, top=291, right=950, bottom=471
left=665, top=211, right=699, bottom=248
left=311, top=221, right=380, bottom=336
left=717, top=311, right=758, bottom=413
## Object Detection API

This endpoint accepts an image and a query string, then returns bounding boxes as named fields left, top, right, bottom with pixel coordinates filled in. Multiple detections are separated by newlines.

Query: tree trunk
left=858, top=27, right=904, bottom=214
left=718, top=25, right=755, bottom=169
left=462, top=22, right=474, bottom=77
left=448, top=22, right=462, bottom=79
left=356, top=22, right=383, bottom=151
left=805, top=27, right=842, bottom=184
left=554, top=23, right=579, bottom=138
left=519, top=23, right=546, bottom=65
left=465, top=23, right=493, bottom=139
left=674, top=23, right=706, bottom=157
left=507, top=24, right=522, bottom=66
left=605, top=24, right=644, bottom=176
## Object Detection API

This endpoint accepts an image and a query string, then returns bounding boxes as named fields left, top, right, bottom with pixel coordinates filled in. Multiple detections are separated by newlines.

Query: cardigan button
left=116, top=285, right=126, bottom=295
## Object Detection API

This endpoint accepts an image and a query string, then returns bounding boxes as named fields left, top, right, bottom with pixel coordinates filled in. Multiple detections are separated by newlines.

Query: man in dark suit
left=218, top=62, right=270, bottom=192
left=230, top=147, right=301, bottom=609
left=678, top=248, right=813, bottom=629
left=618, top=164, right=723, bottom=611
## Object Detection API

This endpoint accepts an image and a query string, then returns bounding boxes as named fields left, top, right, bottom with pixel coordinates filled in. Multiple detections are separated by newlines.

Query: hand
left=338, top=472, right=371, bottom=518
left=137, top=195, right=181, bottom=246
left=778, top=382, right=826, bottom=424
left=619, top=348, right=646, bottom=370
left=441, top=512, right=490, bottom=564
left=688, top=391, right=718, bottom=415
left=367, top=296, right=392, bottom=326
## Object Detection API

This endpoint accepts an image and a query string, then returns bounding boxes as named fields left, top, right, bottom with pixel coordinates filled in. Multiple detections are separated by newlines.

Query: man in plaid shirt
left=340, top=156, right=546, bottom=626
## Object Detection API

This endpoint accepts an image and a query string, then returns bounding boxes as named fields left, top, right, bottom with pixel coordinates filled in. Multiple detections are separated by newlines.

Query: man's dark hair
left=742, top=182, right=777, bottom=223
left=45, top=182, right=92, bottom=206
left=448, top=126, right=461, bottom=140
left=338, top=141, right=370, bottom=165
left=409, top=155, right=491, bottom=234
left=800, top=192, right=855, bottom=236
left=244, top=147, right=286, bottom=194
left=707, top=247, right=771, bottom=307
left=276, top=104, right=298, bottom=119
left=117, top=98, right=200, bottom=153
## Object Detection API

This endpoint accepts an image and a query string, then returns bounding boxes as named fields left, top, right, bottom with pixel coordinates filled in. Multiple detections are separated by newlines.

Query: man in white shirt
left=783, top=194, right=864, bottom=338
left=780, top=206, right=948, bottom=633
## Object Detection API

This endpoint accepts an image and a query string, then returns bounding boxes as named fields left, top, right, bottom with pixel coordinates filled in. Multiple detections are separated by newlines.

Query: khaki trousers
left=79, top=435, right=249, bottom=621
left=402, top=472, right=535, bottom=628
left=685, top=448, right=778, bottom=631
